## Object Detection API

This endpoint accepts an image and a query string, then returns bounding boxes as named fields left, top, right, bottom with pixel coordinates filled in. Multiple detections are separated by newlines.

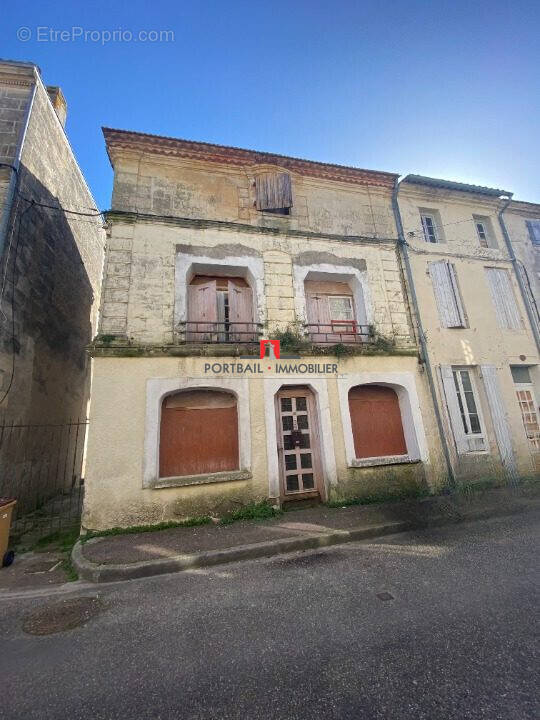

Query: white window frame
left=473, top=215, right=497, bottom=249
left=514, top=382, right=540, bottom=454
left=452, top=368, right=487, bottom=453
left=429, top=261, right=467, bottom=328
left=421, top=213, right=439, bottom=243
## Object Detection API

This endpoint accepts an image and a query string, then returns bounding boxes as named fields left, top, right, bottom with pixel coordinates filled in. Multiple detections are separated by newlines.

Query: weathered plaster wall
left=398, top=185, right=540, bottom=480
left=0, top=67, right=105, bottom=423
left=83, top=354, right=443, bottom=530
left=100, top=219, right=414, bottom=346
left=110, top=153, right=397, bottom=238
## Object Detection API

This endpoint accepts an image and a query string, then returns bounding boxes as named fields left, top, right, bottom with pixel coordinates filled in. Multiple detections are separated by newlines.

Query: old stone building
left=395, top=176, right=540, bottom=481
left=83, top=129, right=448, bottom=530
left=0, top=61, right=105, bottom=518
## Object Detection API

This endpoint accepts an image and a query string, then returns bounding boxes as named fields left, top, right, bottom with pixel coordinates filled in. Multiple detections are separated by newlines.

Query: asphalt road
left=1, top=511, right=538, bottom=720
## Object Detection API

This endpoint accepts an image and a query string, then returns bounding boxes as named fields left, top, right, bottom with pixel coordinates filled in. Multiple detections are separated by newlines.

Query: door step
left=282, top=495, right=322, bottom=512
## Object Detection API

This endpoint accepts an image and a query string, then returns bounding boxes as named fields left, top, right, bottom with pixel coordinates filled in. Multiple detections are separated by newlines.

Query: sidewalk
left=73, top=484, right=540, bottom=583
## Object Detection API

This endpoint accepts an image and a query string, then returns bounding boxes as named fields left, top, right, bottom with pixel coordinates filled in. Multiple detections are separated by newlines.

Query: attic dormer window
left=255, top=172, right=292, bottom=215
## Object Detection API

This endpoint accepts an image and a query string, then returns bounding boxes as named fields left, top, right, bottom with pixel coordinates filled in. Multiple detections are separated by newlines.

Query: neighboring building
left=395, top=176, right=540, bottom=481
left=83, top=129, right=447, bottom=530
left=0, top=61, right=105, bottom=516
left=501, top=199, right=540, bottom=339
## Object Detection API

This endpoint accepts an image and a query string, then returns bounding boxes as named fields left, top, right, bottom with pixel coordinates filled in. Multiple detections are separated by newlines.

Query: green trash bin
left=0, top=498, right=16, bottom=567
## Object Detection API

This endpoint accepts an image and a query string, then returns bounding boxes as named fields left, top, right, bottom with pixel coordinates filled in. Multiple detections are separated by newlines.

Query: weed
left=81, top=515, right=212, bottom=542
left=327, top=486, right=428, bottom=508
left=220, top=501, right=282, bottom=525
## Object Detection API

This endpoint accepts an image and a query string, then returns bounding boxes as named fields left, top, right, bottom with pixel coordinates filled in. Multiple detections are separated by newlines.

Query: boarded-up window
left=348, top=385, right=407, bottom=459
left=485, top=268, right=522, bottom=330
left=255, top=172, right=292, bottom=213
left=159, top=389, right=239, bottom=477
left=429, top=261, right=466, bottom=328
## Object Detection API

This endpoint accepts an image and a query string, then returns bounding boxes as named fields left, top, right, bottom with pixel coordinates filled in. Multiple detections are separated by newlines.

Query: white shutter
left=485, top=268, right=521, bottom=330
left=481, top=365, right=519, bottom=482
left=439, top=365, right=468, bottom=454
left=429, top=262, right=465, bottom=328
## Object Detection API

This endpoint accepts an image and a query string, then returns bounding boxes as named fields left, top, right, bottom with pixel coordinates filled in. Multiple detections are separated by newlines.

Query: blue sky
left=2, top=0, right=539, bottom=209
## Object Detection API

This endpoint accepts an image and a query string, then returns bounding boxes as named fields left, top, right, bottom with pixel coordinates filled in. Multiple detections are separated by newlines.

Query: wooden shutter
left=348, top=386, right=407, bottom=458
left=306, top=293, right=331, bottom=343
left=228, top=282, right=254, bottom=341
left=159, top=390, right=239, bottom=478
left=481, top=365, right=519, bottom=482
left=429, top=261, right=465, bottom=328
left=255, top=172, right=292, bottom=210
left=187, top=280, right=217, bottom=341
left=485, top=268, right=521, bottom=330
left=439, top=365, right=468, bottom=454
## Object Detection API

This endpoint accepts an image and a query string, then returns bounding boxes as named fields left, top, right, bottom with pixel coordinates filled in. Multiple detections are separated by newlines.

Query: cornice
left=103, top=127, right=398, bottom=190
left=104, top=209, right=398, bottom=245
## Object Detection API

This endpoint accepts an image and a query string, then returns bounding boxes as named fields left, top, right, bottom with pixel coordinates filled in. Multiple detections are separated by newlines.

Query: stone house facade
left=395, top=176, right=540, bottom=481
left=84, top=129, right=447, bottom=530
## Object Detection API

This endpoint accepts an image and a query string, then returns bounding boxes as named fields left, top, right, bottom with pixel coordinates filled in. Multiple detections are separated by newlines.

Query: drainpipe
left=391, top=178, right=456, bottom=488
left=497, top=197, right=540, bottom=353
left=0, top=70, right=38, bottom=257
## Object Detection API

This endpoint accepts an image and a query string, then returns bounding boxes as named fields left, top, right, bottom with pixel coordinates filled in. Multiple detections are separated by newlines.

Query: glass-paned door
left=276, top=389, right=320, bottom=496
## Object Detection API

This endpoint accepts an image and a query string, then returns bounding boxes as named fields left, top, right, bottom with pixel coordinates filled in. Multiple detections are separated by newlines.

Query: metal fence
left=0, top=418, right=88, bottom=542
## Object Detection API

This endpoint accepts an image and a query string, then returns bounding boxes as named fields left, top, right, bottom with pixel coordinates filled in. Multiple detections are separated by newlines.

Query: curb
left=71, top=501, right=533, bottom=583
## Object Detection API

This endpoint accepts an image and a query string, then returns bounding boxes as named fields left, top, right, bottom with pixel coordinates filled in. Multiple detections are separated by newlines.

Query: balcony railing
left=178, top=321, right=263, bottom=344
left=305, top=322, right=373, bottom=345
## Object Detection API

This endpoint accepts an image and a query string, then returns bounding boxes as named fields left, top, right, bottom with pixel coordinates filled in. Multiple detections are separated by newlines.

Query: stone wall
left=0, top=66, right=105, bottom=424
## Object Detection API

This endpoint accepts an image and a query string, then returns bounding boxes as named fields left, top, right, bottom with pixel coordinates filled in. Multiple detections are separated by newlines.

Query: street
left=1, top=511, right=538, bottom=720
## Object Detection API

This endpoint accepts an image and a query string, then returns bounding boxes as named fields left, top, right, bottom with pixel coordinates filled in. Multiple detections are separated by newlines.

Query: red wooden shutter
left=187, top=280, right=217, bottom=340
left=348, top=385, right=407, bottom=459
left=228, top=281, right=254, bottom=341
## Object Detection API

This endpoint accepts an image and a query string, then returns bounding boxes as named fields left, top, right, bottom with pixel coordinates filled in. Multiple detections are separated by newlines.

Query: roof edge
left=402, top=173, right=512, bottom=198
left=102, top=127, right=399, bottom=186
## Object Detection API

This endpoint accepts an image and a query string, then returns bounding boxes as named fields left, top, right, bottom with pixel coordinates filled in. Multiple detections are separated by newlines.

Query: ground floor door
left=275, top=387, right=323, bottom=500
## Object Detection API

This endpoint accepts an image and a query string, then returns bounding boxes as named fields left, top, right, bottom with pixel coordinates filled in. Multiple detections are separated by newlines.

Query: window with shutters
left=255, top=172, right=292, bottom=215
left=304, top=280, right=368, bottom=344
left=526, top=219, right=540, bottom=246
left=485, top=267, right=522, bottom=330
left=440, top=366, right=487, bottom=453
left=473, top=215, right=497, bottom=249
left=159, top=390, right=239, bottom=478
left=348, top=385, right=408, bottom=459
left=186, top=275, right=257, bottom=343
left=511, top=366, right=540, bottom=454
left=429, top=261, right=467, bottom=328
left=419, top=209, right=444, bottom=243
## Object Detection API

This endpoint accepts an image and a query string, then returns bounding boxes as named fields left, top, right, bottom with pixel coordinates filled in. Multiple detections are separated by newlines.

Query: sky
left=2, top=0, right=539, bottom=210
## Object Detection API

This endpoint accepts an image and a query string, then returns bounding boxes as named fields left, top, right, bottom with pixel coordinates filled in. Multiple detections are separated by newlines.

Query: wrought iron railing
left=178, top=321, right=263, bottom=344
left=305, top=322, right=373, bottom=345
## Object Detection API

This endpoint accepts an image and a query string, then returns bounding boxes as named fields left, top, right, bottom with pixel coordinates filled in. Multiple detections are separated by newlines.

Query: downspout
left=0, top=70, right=38, bottom=257
left=391, top=178, right=456, bottom=488
left=497, top=197, right=540, bottom=352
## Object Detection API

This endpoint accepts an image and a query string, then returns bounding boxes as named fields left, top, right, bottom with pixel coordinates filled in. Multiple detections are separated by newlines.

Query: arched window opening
left=348, top=385, right=407, bottom=459
left=187, top=275, right=256, bottom=343
left=159, top=389, right=239, bottom=478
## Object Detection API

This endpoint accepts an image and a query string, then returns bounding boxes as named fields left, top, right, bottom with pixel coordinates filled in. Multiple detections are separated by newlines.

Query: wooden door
left=276, top=387, right=323, bottom=499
